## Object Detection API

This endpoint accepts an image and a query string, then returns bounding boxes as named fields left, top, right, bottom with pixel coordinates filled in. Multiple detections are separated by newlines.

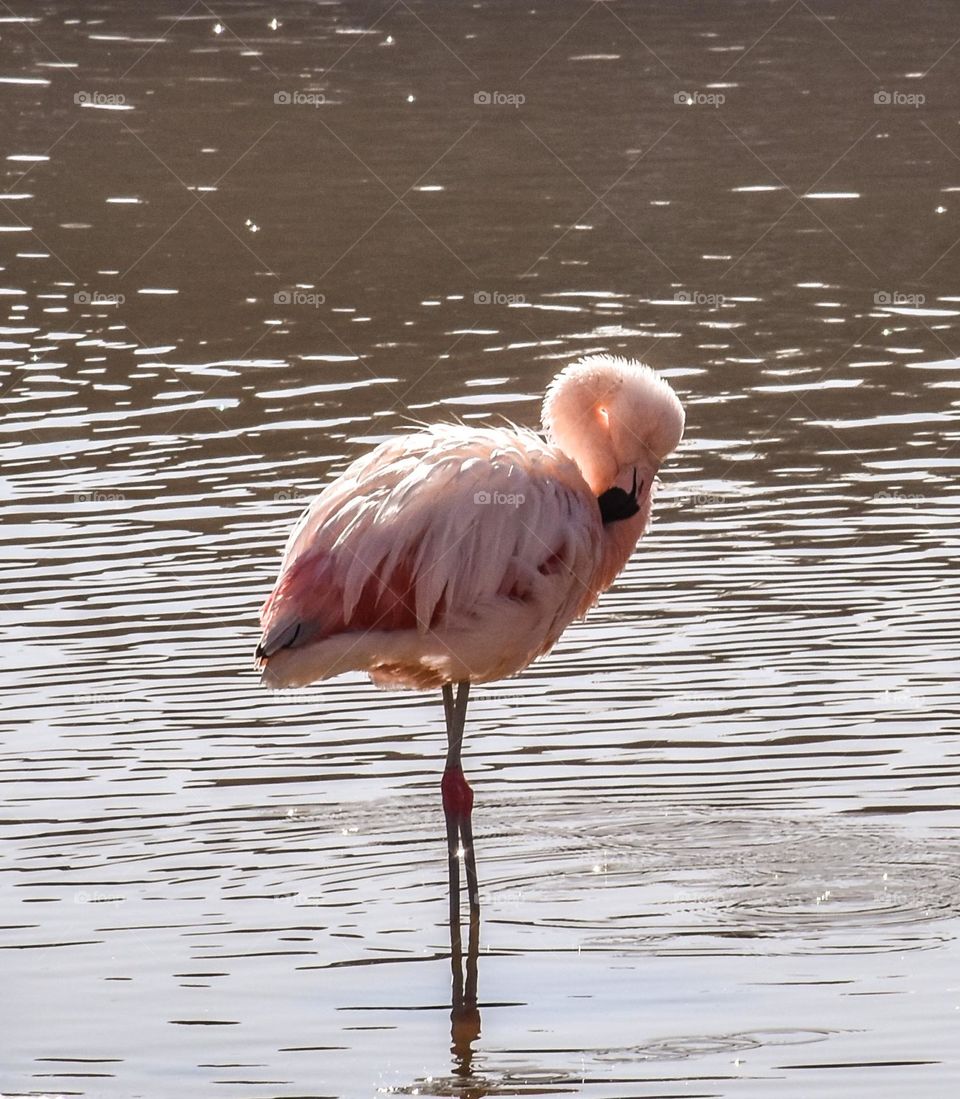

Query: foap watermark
left=4, top=1094, right=69, bottom=1099
left=874, top=290, right=925, bottom=307
left=74, top=890, right=126, bottom=905
left=675, top=290, right=726, bottom=306
left=74, top=90, right=126, bottom=108
left=474, top=290, right=525, bottom=306
left=879, top=689, right=926, bottom=713
left=871, top=489, right=926, bottom=504
left=674, top=89, right=724, bottom=108
left=272, top=489, right=311, bottom=504
left=474, top=490, right=525, bottom=508
left=474, top=886, right=529, bottom=911
left=74, top=491, right=126, bottom=503
left=263, top=687, right=324, bottom=707
left=874, top=89, right=925, bottom=108
left=269, top=890, right=322, bottom=906
left=74, top=290, right=124, bottom=305
left=673, top=691, right=725, bottom=707
left=476, top=692, right=524, bottom=705
left=274, top=90, right=326, bottom=108
left=274, top=289, right=325, bottom=307
left=474, top=90, right=525, bottom=108
left=676, top=491, right=728, bottom=508
left=70, top=692, right=138, bottom=707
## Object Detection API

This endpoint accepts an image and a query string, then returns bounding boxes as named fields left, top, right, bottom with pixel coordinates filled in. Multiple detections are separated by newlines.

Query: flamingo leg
left=441, top=682, right=479, bottom=927
left=445, top=809, right=462, bottom=959
left=460, top=810, right=481, bottom=918
left=452, top=682, right=480, bottom=918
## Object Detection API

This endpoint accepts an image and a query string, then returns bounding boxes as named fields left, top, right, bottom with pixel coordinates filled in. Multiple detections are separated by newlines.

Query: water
left=2, top=1, right=960, bottom=1096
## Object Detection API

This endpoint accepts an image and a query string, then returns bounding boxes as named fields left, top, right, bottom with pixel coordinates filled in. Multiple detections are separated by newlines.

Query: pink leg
left=442, top=765, right=474, bottom=820
left=441, top=683, right=481, bottom=1056
left=443, top=779, right=462, bottom=956
left=441, top=684, right=480, bottom=920
left=442, top=764, right=480, bottom=907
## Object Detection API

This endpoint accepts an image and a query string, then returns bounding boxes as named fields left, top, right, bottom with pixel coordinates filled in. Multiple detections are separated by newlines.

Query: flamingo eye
left=596, top=406, right=610, bottom=427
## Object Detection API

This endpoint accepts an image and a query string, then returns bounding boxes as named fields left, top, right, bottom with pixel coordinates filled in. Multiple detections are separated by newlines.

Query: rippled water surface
left=3, top=2, right=960, bottom=1096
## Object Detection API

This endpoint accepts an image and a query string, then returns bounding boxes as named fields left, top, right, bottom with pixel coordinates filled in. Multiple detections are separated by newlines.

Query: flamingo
left=256, top=353, right=685, bottom=931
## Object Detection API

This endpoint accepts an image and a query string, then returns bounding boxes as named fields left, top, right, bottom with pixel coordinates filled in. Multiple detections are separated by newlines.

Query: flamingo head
left=541, top=354, right=685, bottom=498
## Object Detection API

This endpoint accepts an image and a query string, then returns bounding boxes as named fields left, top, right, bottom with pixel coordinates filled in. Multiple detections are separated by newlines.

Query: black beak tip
left=598, top=469, right=642, bottom=525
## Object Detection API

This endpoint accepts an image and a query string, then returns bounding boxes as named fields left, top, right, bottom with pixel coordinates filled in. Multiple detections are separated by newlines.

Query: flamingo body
left=257, top=355, right=684, bottom=692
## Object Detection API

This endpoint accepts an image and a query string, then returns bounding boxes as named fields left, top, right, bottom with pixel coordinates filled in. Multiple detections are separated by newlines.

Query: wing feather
left=258, top=424, right=600, bottom=660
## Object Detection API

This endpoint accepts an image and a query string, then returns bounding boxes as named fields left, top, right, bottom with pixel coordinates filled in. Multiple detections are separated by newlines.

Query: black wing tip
left=255, top=622, right=302, bottom=661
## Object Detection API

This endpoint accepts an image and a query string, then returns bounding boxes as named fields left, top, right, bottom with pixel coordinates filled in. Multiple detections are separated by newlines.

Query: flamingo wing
left=257, top=424, right=601, bottom=678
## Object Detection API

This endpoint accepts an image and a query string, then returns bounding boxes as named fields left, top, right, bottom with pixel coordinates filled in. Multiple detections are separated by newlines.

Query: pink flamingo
left=256, top=354, right=684, bottom=923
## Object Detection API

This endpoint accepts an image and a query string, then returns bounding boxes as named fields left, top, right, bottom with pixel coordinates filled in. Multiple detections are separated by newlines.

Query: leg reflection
left=449, top=876, right=481, bottom=1076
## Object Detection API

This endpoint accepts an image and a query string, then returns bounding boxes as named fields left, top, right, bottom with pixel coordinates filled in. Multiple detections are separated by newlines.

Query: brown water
left=2, top=2, right=960, bottom=1096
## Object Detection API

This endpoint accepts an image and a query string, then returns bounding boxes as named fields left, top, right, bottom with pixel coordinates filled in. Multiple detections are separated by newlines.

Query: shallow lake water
left=2, top=2, right=960, bottom=1096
